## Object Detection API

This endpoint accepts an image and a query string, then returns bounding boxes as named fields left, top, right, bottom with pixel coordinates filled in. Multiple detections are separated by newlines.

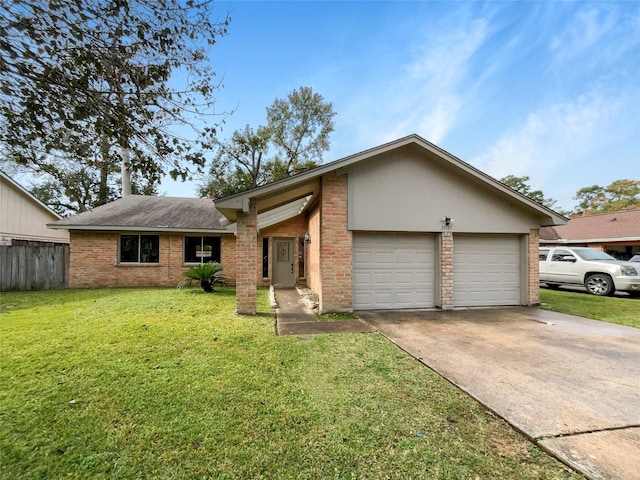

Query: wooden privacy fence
left=0, top=245, right=69, bottom=291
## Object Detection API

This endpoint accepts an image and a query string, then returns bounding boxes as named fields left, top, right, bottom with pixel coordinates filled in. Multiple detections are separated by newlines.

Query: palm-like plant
left=177, top=262, right=225, bottom=292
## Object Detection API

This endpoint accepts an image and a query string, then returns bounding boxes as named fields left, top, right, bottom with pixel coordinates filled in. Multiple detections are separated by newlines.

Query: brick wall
left=440, top=231, right=454, bottom=310
left=528, top=228, right=540, bottom=305
left=69, top=231, right=237, bottom=289
left=319, top=173, right=352, bottom=313
left=221, top=235, right=236, bottom=285
left=236, top=199, right=257, bottom=314
left=307, top=205, right=321, bottom=294
left=258, top=214, right=308, bottom=286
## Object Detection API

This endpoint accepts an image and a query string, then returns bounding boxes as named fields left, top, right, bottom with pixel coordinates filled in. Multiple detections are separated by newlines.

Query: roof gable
left=0, top=170, right=62, bottom=220
left=214, top=134, right=567, bottom=227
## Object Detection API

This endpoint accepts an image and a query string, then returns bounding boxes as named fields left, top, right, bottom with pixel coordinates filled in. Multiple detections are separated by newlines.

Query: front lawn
left=1, top=288, right=579, bottom=479
left=540, top=288, right=640, bottom=328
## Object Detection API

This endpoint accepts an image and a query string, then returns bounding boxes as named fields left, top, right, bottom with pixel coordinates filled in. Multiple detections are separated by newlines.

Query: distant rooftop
left=540, top=209, right=640, bottom=242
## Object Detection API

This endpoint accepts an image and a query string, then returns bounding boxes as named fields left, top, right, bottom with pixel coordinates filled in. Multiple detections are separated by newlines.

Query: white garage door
left=353, top=233, right=435, bottom=310
left=453, top=235, right=521, bottom=307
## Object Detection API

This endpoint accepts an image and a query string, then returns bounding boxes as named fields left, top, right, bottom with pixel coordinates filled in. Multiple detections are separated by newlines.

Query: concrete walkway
left=359, top=308, right=640, bottom=480
left=274, top=288, right=375, bottom=335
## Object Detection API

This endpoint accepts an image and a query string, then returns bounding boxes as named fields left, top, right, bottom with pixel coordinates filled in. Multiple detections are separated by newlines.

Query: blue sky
left=162, top=0, right=640, bottom=212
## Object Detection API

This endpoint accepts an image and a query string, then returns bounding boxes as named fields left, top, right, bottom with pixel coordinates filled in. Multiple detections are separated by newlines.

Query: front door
left=273, top=238, right=295, bottom=286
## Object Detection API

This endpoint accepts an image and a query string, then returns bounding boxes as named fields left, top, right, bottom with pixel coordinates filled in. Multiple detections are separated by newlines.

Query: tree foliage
left=499, top=175, right=557, bottom=208
left=266, top=86, right=336, bottom=177
left=199, top=86, right=335, bottom=198
left=573, top=179, right=640, bottom=215
left=0, top=0, right=229, bottom=214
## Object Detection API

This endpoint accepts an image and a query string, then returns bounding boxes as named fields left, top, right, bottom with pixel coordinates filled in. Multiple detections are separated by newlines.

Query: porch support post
left=440, top=231, right=454, bottom=310
left=528, top=228, right=540, bottom=306
left=236, top=198, right=257, bottom=315
left=318, top=173, right=352, bottom=313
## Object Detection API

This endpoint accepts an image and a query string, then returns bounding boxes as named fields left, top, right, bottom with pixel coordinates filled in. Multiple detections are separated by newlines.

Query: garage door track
left=359, top=308, right=640, bottom=480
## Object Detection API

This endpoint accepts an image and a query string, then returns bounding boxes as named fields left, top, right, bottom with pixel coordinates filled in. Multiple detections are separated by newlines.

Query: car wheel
left=585, top=274, right=614, bottom=296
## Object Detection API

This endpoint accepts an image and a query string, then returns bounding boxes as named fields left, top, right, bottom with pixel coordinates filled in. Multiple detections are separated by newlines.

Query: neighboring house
left=540, top=209, right=640, bottom=260
left=0, top=170, right=70, bottom=245
left=50, top=134, right=566, bottom=311
left=48, top=196, right=236, bottom=289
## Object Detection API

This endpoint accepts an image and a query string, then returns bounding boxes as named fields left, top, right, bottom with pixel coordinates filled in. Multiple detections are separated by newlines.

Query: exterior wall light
left=441, top=216, right=454, bottom=226
left=304, top=232, right=311, bottom=243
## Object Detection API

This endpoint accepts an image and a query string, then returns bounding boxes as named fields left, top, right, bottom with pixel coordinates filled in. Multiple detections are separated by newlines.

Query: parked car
left=629, top=255, right=640, bottom=262
left=539, top=247, right=640, bottom=296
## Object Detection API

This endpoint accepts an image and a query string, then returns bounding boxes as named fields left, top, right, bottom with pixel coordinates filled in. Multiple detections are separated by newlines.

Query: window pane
left=140, top=235, right=159, bottom=263
left=184, top=236, right=201, bottom=263
left=120, top=235, right=139, bottom=263
left=203, top=237, right=221, bottom=263
left=262, top=237, right=269, bottom=278
left=184, top=236, right=221, bottom=263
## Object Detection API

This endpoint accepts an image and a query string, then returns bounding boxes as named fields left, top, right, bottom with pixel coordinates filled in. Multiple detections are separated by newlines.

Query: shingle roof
left=539, top=209, right=640, bottom=242
left=49, top=195, right=229, bottom=232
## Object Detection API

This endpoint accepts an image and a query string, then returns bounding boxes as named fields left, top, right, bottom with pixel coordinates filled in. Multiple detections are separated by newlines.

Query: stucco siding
left=345, top=147, right=541, bottom=234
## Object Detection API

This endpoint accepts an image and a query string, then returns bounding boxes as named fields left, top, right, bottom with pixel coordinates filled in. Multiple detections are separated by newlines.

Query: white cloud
left=337, top=12, right=491, bottom=149
left=549, top=4, right=640, bottom=68
left=470, top=86, right=638, bottom=209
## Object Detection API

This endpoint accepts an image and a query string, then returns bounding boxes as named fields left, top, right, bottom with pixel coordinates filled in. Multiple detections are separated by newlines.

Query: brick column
left=440, top=231, right=454, bottom=310
left=236, top=198, right=257, bottom=314
left=528, top=228, right=540, bottom=306
left=319, top=173, right=352, bottom=313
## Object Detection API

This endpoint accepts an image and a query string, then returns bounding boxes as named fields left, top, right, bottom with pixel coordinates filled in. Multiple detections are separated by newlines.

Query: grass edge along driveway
left=1, top=288, right=581, bottom=479
left=540, top=287, right=640, bottom=328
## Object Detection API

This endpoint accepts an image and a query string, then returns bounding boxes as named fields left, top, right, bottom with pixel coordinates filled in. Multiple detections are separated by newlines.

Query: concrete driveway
left=359, top=308, right=640, bottom=480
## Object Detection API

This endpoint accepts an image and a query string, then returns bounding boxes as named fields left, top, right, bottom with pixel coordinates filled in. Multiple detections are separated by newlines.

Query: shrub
left=177, top=262, right=225, bottom=292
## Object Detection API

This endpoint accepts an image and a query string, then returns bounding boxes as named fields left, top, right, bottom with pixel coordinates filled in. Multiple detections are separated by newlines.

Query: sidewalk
left=274, top=288, right=375, bottom=336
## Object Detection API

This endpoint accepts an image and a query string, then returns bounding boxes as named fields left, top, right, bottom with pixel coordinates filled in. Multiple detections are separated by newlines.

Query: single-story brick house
left=540, top=209, right=640, bottom=260
left=50, top=134, right=566, bottom=312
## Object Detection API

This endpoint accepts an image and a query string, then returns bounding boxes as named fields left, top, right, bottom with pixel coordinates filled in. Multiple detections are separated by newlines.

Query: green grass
left=540, top=288, right=640, bottom=328
left=1, top=288, right=580, bottom=479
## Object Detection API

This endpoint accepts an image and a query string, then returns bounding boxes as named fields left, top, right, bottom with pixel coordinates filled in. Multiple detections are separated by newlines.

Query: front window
left=120, top=235, right=159, bottom=263
left=184, top=236, right=221, bottom=263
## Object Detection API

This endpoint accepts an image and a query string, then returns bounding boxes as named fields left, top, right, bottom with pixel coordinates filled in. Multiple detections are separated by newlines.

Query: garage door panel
left=353, top=233, right=435, bottom=310
left=453, top=235, right=521, bottom=307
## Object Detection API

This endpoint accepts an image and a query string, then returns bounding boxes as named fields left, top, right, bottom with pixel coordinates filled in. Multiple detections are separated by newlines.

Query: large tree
left=573, top=179, right=640, bottom=215
left=265, top=86, right=336, bottom=177
left=1, top=0, right=229, bottom=214
left=199, top=86, right=335, bottom=198
left=499, top=175, right=557, bottom=208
